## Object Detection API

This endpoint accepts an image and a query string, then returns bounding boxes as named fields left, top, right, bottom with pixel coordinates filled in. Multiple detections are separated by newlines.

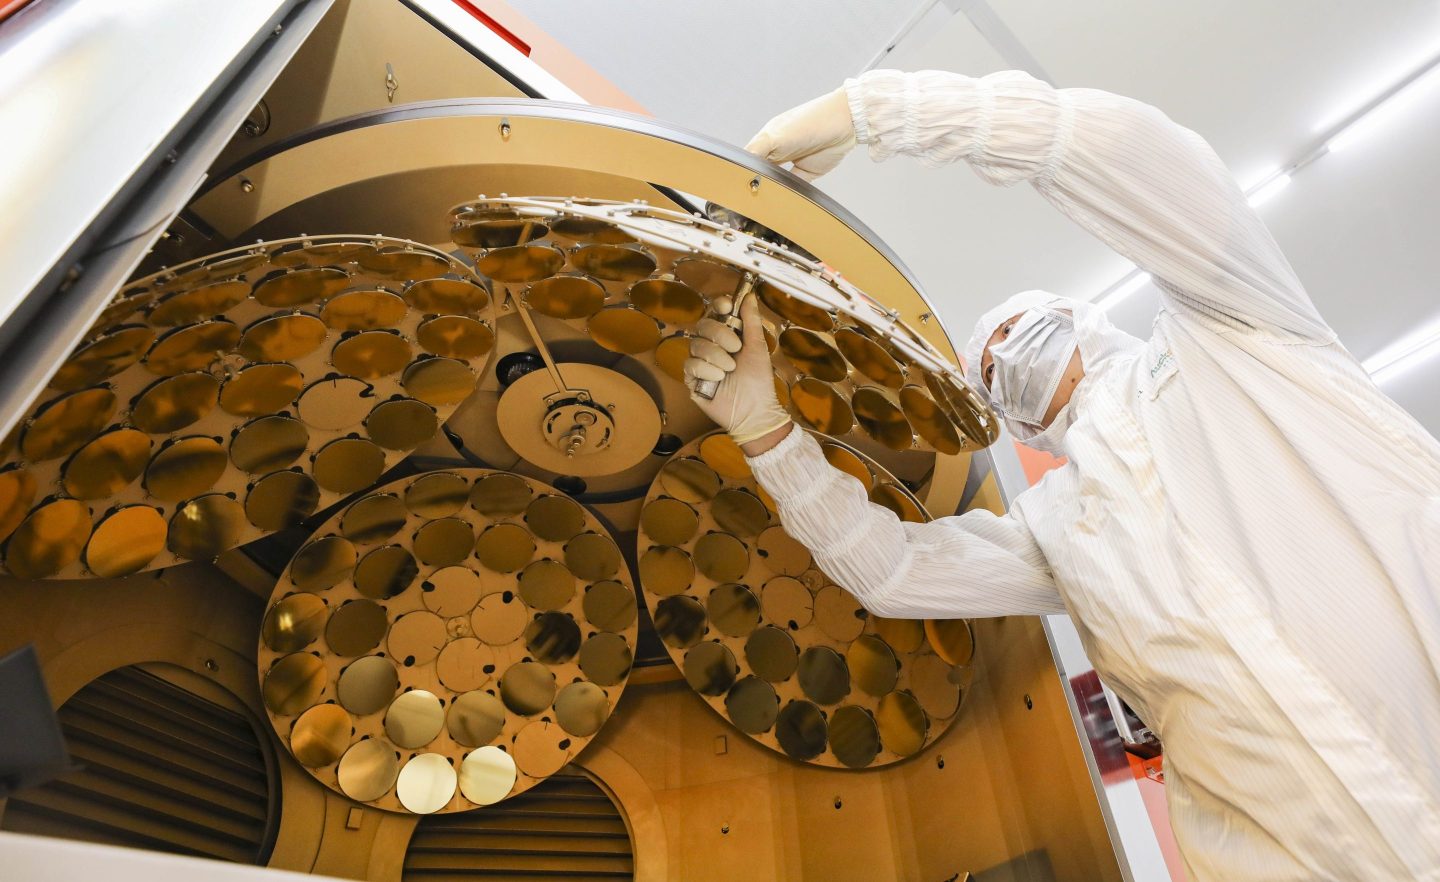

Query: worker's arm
left=841, top=70, right=1334, bottom=341
left=745, top=423, right=1065, bottom=619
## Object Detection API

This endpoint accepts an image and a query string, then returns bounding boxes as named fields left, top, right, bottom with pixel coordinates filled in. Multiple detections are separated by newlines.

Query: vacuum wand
left=692, top=272, right=758, bottom=401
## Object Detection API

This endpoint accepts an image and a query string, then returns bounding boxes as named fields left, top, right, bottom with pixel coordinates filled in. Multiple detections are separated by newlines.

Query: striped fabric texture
left=749, top=70, right=1440, bottom=881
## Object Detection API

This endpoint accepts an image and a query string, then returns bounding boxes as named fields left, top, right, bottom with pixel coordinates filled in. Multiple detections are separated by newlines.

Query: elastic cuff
left=1036, top=89, right=1076, bottom=189
left=745, top=425, right=836, bottom=504
left=843, top=78, right=871, bottom=145
left=730, top=414, right=793, bottom=446
left=970, top=76, right=996, bottom=161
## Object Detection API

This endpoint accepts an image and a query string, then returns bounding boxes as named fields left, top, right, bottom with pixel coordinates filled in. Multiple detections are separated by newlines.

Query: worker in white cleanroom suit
left=684, top=69, right=1440, bottom=881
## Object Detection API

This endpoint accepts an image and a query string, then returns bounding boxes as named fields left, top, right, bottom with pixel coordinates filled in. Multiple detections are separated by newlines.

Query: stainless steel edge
left=988, top=437, right=1171, bottom=881
left=0, top=0, right=336, bottom=442
left=199, top=97, right=945, bottom=330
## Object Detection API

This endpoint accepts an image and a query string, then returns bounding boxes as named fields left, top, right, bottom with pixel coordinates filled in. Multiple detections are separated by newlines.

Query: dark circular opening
left=496, top=351, right=546, bottom=386
left=651, top=433, right=683, bottom=457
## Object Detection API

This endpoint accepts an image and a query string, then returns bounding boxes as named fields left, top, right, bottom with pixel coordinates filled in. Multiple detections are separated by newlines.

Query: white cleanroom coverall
left=745, top=70, right=1440, bottom=881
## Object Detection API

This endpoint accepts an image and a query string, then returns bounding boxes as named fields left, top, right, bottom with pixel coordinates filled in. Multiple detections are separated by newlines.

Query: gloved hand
left=745, top=86, right=856, bottom=181
left=685, top=295, right=792, bottom=444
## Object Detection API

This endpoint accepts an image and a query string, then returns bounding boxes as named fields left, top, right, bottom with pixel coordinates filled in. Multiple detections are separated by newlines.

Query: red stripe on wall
left=452, top=1, right=531, bottom=56
left=0, top=0, right=36, bottom=25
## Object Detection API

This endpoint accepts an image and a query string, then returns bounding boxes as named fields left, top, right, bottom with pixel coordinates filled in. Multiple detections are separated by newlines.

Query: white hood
left=963, top=289, right=1143, bottom=448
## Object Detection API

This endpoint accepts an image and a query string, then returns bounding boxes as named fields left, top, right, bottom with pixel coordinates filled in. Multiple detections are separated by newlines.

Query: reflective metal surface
left=0, top=234, right=497, bottom=577
left=256, top=468, right=637, bottom=812
left=635, top=430, right=972, bottom=768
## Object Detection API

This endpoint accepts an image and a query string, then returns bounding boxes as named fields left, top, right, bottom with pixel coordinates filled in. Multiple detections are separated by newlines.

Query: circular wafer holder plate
left=0, top=235, right=498, bottom=579
left=256, top=468, right=639, bottom=813
left=634, top=430, right=974, bottom=769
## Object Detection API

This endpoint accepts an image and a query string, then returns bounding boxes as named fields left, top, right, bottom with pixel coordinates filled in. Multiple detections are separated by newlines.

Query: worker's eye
left=984, top=363, right=994, bottom=386
left=1002, top=322, right=1014, bottom=336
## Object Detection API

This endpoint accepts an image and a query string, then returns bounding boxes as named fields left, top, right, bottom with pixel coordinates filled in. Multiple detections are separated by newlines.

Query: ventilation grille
left=1, top=665, right=274, bottom=865
left=404, top=766, right=634, bottom=881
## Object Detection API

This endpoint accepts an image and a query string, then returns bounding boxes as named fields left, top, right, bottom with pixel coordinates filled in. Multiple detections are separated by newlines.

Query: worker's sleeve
left=844, top=69, right=1335, bottom=341
left=745, top=425, right=1064, bottom=618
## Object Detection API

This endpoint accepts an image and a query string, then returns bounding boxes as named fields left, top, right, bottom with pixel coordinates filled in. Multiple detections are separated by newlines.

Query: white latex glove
left=684, top=296, right=792, bottom=444
left=745, top=86, right=856, bottom=181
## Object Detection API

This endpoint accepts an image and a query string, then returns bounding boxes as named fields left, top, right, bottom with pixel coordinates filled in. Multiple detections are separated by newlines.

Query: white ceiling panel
left=1375, top=356, right=1440, bottom=443
left=990, top=0, right=1440, bottom=185
left=813, top=7, right=1130, bottom=344
left=1256, top=80, right=1440, bottom=362
left=503, top=0, right=933, bottom=145
left=507, top=0, right=1440, bottom=434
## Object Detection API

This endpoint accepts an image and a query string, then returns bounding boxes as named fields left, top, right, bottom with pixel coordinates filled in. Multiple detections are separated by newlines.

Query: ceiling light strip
left=1088, top=51, right=1440, bottom=316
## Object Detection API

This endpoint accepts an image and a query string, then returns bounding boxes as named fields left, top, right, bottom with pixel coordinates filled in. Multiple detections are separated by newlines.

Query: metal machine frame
left=0, top=1, right=1170, bottom=878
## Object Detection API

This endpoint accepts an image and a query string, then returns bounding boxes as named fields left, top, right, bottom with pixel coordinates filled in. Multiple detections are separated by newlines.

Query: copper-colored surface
left=835, top=327, right=905, bottom=388
left=698, top=433, right=751, bottom=480
left=312, top=437, right=386, bottom=494
left=354, top=545, right=418, bottom=600
left=83, top=505, right=166, bottom=578
left=684, top=640, right=739, bottom=696
left=239, top=313, right=327, bottom=362
left=338, top=656, right=400, bottom=715
left=0, top=235, right=495, bottom=577
left=757, top=281, right=832, bottom=332
left=292, top=703, right=352, bottom=768
left=231, top=415, right=309, bottom=474
left=332, top=330, right=412, bottom=379
left=524, top=274, right=604, bottom=319
left=256, top=469, right=636, bottom=813
left=385, top=689, right=445, bottom=749
left=587, top=306, right=661, bottom=354
left=246, top=471, right=321, bottom=531
left=900, top=385, right=963, bottom=455
left=476, top=245, right=565, bottom=283
left=635, top=431, right=970, bottom=768
left=263, top=652, right=326, bottom=716
left=337, top=738, right=400, bottom=803
left=404, top=473, right=470, bottom=518
left=416, top=315, right=494, bottom=360
left=23, top=387, right=117, bottom=461
left=62, top=429, right=150, bottom=500
left=852, top=386, right=914, bottom=451
left=412, top=517, right=474, bottom=567
left=221, top=363, right=304, bottom=416
left=262, top=592, right=328, bottom=653
left=131, top=372, right=219, bottom=433
left=166, top=494, right=246, bottom=561
left=630, top=277, right=705, bottom=324
left=639, top=498, right=697, bottom=547
left=653, top=333, right=691, bottom=383
left=325, top=597, right=387, bottom=657
left=321, top=288, right=408, bottom=331
left=778, top=328, right=848, bottom=382
left=755, top=526, right=812, bottom=577
left=790, top=378, right=854, bottom=436
left=572, top=244, right=656, bottom=282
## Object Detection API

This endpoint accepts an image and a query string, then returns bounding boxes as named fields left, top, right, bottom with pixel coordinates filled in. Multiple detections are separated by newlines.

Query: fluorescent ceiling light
left=1246, top=173, right=1291, bottom=208
left=1364, top=318, right=1440, bottom=385
left=1327, top=63, right=1440, bottom=153
left=1095, top=271, right=1152, bottom=311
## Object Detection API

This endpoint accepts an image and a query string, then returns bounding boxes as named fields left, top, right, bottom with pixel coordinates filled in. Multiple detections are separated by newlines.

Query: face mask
left=987, top=308, right=1078, bottom=430
left=1018, top=400, right=1076, bottom=455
